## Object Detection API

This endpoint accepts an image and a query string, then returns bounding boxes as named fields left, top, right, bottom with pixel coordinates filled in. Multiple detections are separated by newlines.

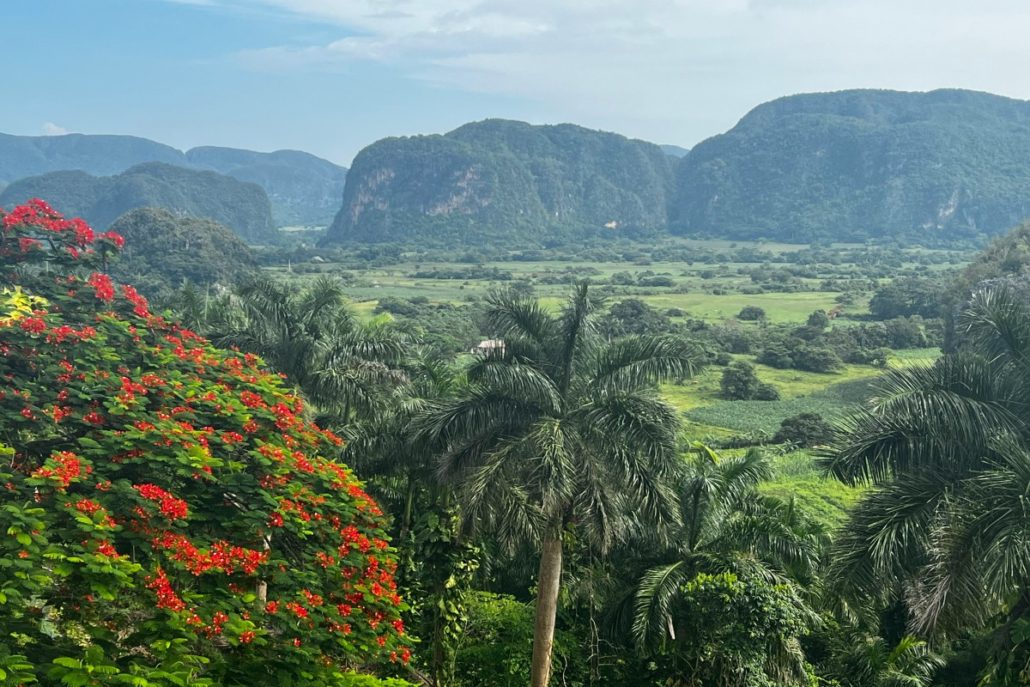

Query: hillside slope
left=324, top=119, right=673, bottom=244
left=0, top=132, right=345, bottom=227
left=670, top=89, right=1030, bottom=242
left=185, top=147, right=347, bottom=227
left=108, top=208, right=258, bottom=295
left=0, top=162, right=277, bottom=243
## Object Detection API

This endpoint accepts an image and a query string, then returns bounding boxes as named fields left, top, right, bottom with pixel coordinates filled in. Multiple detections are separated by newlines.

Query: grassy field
left=761, top=450, right=864, bottom=528
left=268, top=240, right=954, bottom=531
left=663, top=347, right=939, bottom=437
left=271, top=239, right=965, bottom=325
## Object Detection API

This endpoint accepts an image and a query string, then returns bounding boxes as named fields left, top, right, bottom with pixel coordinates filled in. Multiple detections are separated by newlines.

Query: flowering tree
left=0, top=200, right=410, bottom=685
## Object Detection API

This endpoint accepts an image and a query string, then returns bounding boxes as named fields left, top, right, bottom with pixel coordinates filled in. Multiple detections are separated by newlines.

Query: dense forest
left=324, top=119, right=673, bottom=244
left=3, top=196, right=1029, bottom=686
left=324, top=89, right=1030, bottom=246
left=0, top=163, right=278, bottom=243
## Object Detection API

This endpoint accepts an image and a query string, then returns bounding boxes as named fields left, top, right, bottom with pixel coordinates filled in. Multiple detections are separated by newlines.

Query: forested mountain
left=0, top=132, right=184, bottom=179
left=0, top=132, right=346, bottom=227
left=323, top=119, right=673, bottom=244
left=108, top=208, right=258, bottom=295
left=322, top=90, right=1030, bottom=246
left=185, top=147, right=347, bottom=226
left=670, top=89, right=1030, bottom=242
left=0, top=162, right=277, bottom=242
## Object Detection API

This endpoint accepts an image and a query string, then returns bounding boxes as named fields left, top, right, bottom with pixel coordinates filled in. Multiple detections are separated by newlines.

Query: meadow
left=267, top=239, right=956, bottom=529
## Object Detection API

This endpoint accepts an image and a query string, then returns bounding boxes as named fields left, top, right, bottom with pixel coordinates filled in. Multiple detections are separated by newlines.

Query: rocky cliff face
left=669, top=89, right=1030, bottom=242
left=324, top=119, right=673, bottom=244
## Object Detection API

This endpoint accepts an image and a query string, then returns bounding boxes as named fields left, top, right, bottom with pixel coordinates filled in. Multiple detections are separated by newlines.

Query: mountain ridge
left=0, top=132, right=347, bottom=227
left=0, top=162, right=277, bottom=243
left=324, top=118, right=673, bottom=244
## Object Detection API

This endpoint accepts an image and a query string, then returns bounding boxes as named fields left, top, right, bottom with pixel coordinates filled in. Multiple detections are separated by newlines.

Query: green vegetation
left=186, top=146, right=347, bottom=227
left=0, top=161, right=277, bottom=242
left=324, top=119, right=672, bottom=244
left=108, top=207, right=259, bottom=295
left=672, top=88, right=1030, bottom=243
left=8, top=193, right=1027, bottom=687
left=0, top=200, right=408, bottom=685
left=825, top=283, right=1030, bottom=682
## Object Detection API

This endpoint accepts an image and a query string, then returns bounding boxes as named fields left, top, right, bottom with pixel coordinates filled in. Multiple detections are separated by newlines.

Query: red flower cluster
left=147, top=568, right=186, bottom=612
left=121, top=284, right=150, bottom=318
left=1, top=200, right=410, bottom=673
left=2, top=198, right=95, bottom=245
left=32, top=451, right=88, bottom=488
left=87, top=272, right=115, bottom=303
left=134, top=483, right=189, bottom=520
left=150, top=531, right=268, bottom=576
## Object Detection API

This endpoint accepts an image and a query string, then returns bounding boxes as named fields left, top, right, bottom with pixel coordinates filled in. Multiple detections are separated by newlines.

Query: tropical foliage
left=420, top=284, right=701, bottom=686
left=0, top=200, right=408, bottom=685
left=824, top=283, right=1030, bottom=682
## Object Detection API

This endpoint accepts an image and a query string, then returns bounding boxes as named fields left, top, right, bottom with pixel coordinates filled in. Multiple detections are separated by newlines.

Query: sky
left=5, top=0, right=1030, bottom=166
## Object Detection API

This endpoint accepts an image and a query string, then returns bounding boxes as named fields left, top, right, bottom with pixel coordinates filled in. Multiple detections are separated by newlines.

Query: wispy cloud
left=181, top=0, right=1030, bottom=143
left=41, top=122, right=70, bottom=136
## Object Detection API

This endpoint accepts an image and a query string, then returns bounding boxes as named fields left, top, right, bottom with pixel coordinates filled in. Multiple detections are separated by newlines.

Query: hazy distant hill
left=0, top=133, right=184, bottom=180
left=109, top=208, right=258, bottom=295
left=670, top=89, right=1030, bottom=242
left=0, top=132, right=346, bottom=227
left=324, top=119, right=673, bottom=244
left=0, top=162, right=277, bottom=243
left=185, top=147, right=347, bottom=227
left=659, top=144, right=690, bottom=158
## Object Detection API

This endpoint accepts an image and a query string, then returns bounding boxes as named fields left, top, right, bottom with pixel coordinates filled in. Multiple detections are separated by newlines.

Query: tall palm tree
left=822, top=284, right=1030, bottom=665
left=632, top=448, right=826, bottom=683
left=205, top=276, right=410, bottom=425
left=420, top=284, right=702, bottom=687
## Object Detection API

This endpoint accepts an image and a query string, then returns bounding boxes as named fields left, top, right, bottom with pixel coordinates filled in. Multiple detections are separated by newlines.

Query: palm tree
left=631, top=447, right=826, bottom=683
left=345, top=350, right=474, bottom=687
left=204, top=276, right=410, bottom=425
left=830, top=635, right=942, bottom=687
left=420, top=284, right=702, bottom=687
left=822, top=284, right=1030, bottom=663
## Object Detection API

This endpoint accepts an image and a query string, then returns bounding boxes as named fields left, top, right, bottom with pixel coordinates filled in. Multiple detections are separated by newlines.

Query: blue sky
left=5, top=0, right=1030, bottom=165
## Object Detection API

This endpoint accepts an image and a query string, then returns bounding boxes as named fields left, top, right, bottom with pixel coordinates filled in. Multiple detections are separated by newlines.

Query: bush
left=774, top=413, right=835, bottom=447
left=737, top=305, right=766, bottom=321
left=792, top=345, right=843, bottom=373
left=0, top=200, right=409, bottom=683
left=756, top=341, right=794, bottom=369
left=806, top=309, right=830, bottom=330
left=713, top=351, right=733, bottom=366
left=720, top=361, right=779, bottom=401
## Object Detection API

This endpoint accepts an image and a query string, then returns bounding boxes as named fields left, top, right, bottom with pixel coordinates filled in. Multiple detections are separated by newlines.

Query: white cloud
left=206, top=1, right=1030, bottom=144
left=41, top=122, right=70, bottom=136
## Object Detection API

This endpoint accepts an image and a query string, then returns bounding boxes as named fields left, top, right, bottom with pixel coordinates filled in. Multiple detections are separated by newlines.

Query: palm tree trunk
left=530, top=532, right=563, bottom=687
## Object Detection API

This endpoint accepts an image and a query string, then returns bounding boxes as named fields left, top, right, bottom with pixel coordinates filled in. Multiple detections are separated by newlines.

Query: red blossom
left=86, top=273, right=115, bottom=302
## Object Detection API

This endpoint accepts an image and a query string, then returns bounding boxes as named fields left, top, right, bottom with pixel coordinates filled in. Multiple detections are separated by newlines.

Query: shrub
left=756, top=341, right=794, bottom=369
left=806, top=309, right=830, bottom=330
left=737, top=305, right=766, bottom=321
left=720, top=361, right=779, bottom=401
left=774, top=413, right=835, bottom=447
left=753, top=382, right=781, bottom=401
left=0, top=200, right=409, bottom=683
left=792, top=345, right=843, bottom=373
